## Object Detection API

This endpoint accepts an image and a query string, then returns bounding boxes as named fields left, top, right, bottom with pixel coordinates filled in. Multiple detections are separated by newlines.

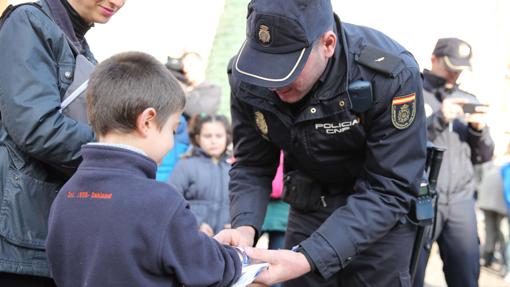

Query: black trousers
left=412, top=199, right=480, bottom=287
left=0, top=272, right=57, bottom=287
left=282, top=193, right=416, bottom=287
left=481, top=209, right=506, bottom=266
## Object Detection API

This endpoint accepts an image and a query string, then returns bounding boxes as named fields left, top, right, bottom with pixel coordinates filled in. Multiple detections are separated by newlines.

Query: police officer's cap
left=233, top=0, right=334, bottom=88
left=432, top=38, right=472, bottom=71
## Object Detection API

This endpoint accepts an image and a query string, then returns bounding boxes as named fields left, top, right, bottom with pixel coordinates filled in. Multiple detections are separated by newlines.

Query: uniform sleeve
left=426, top=110, right=449, bottom=141
left=0, top=8, right=94, bottom=168
left=467, top=126, right=494, bottom=164
left=229, top=86, right=280, bottom=237
left=300, top=67, right=427, bottom=279
left=160, top=202, right=241, bottom=287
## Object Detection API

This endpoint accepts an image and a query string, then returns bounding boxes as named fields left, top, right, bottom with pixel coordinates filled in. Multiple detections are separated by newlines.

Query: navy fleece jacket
left=46, top=145, right=241, bottom=287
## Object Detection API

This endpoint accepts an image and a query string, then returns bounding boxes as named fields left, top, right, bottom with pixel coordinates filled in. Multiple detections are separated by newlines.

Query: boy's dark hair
left=87, top=51, right=186, bottom=136
left=188, top=114, right=232, bottom=148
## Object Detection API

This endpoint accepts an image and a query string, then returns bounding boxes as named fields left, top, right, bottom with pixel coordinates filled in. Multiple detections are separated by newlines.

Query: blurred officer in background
left=413, top=38, right=494, bottom=287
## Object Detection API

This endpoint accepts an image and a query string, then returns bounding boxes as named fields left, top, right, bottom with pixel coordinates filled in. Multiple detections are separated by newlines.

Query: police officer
left=413, top=38, right=494, bottom=287
left=214, top=0, right=427, bottom=286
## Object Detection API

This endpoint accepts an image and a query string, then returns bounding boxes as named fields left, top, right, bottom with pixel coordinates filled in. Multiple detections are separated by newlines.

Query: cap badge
left=254, top=111, right=269, bottom=139
left=258, top=25, right=271, bottom=45
left=458, top=43, right=471, bottom=57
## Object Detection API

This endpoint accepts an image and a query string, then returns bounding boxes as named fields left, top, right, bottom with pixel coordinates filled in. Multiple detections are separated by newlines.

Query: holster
left=282, top=170, right=323, bottom=213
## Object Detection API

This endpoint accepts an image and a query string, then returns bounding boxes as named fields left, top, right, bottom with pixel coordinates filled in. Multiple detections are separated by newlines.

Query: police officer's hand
left=440, top=98, right=465, bottom=123
left=245, top=247, right=311, bottom=285
left=213, top=226, right=255, bottom=247
left=465, top=103, right=489, bottom=131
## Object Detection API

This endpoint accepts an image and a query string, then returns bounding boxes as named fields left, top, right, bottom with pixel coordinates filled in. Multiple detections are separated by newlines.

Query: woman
left=0, top=0, right=124, bottom=285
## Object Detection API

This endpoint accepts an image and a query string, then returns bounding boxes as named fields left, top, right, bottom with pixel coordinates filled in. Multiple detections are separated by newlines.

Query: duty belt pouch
left=60, top=54, right=95, bottom=124
left=282, top=170, right=322, bottom=213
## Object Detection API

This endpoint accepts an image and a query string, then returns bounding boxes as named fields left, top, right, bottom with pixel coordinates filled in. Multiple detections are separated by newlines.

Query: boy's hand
left=199, top=223, right=214, bottom=237
left=213, top=226, right=255, bottom=247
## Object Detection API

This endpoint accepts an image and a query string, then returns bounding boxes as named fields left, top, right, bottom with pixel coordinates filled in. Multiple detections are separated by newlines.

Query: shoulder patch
left=391, top=93, right=416, bottom=129
left=355, top=45, right=404, bottom=78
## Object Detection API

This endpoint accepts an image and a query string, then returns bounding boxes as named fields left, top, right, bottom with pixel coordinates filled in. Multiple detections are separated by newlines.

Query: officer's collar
left=422, top=69, right=461, bottom=98
left=423, top=69, right=447, bottom=90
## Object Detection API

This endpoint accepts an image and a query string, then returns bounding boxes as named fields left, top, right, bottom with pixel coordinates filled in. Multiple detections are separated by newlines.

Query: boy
left=46, top=51, right=242, bottom=287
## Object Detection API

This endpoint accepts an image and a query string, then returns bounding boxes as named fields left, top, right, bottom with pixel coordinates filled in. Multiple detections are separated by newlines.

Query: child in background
left=46, top=52, right=241, bottom=287
left=169, top=114, right=232, bottom=236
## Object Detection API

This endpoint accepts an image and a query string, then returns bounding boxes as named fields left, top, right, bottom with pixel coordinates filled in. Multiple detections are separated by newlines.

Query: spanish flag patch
left=391, top=93, right=416, bottom=129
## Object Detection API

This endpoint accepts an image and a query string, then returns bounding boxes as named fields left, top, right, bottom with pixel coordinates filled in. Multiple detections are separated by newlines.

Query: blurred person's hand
left=245, top=247, right=311, bottom=286
left=213, top=226, right=255, bottom=247
left=440, top=97, right=466, bottom=123
left=199, top=223, right=214, bottom=237
left=465, top=103, right=489, bottom=131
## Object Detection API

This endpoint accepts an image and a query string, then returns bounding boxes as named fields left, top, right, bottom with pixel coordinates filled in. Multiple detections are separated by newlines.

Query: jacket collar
left=41, top=0, right=84, bottom=54
left=79, top=145, right=157, bottom=179
left=422, top=69, right=447, bottom=91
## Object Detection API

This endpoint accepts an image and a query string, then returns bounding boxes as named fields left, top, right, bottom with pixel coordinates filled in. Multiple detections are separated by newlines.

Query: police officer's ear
left=318, top=31, right=336, bottom=59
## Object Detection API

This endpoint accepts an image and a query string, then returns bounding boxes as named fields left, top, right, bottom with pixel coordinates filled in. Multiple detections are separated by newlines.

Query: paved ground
left=424, top=209, right=510, bottom=287
left=424, top=244, right=509, bottom=287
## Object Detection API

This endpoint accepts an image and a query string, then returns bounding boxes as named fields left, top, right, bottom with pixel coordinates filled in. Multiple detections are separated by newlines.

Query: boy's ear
left=136, top=108, right=158, bottom=136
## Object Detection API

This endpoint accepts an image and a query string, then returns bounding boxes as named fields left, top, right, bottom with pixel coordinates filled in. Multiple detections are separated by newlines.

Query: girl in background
left=168, top=114, right=232, bottom=236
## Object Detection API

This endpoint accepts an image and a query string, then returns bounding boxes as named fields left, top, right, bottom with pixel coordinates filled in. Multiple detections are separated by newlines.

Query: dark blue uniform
left=413, top=70, right=494, bottom=287
left=228, top=15, right=427, bottom=286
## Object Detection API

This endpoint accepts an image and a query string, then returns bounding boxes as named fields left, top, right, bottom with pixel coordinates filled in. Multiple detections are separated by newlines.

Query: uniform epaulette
left=355, top=45, right=405, bottom=78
